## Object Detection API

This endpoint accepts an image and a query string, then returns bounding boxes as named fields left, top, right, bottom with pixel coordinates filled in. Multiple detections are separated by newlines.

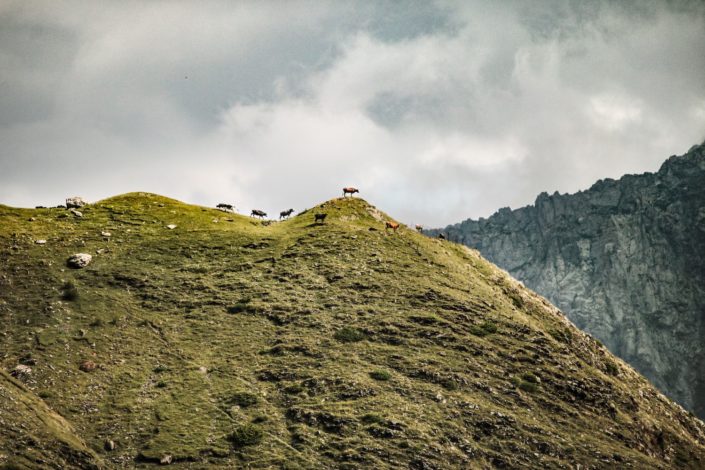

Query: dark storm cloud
left=0, top=0, right=704, bottom=226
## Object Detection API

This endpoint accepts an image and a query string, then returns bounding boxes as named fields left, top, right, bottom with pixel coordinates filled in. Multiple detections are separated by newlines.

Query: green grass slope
left=0, top=371, right=100, bottom=469
left=1, top=192, right=704, bottom=469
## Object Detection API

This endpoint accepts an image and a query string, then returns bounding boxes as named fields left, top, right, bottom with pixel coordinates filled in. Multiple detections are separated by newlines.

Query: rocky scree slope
left=434, top=143, right=705, bottom=420
left=1, top=193, right=705, bottom=469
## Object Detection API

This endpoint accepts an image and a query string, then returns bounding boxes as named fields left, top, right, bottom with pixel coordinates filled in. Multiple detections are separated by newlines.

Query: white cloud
left=588, top=94, right=643, bottom=132
left=0, top=1, right=704, bottom=226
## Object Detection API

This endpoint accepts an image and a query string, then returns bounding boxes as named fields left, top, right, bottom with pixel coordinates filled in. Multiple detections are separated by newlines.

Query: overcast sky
left=1, top=1, right=704, bottom=226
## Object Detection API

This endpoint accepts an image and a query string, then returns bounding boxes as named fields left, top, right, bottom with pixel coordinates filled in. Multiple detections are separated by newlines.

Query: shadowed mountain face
left=435, top=143, right=705, bottom=420
left=1, top=193, right=705, bottom=468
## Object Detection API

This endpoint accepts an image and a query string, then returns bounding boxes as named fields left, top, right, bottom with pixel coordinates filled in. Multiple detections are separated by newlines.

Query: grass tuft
left=229, top=424, right=263, bottom=448
left=60, top=281, right=79, bottom=301
left=334, top=327, right=366, bottom=343
left=369, top=370, right=391, bottom=381
left=228, top=392, right=259, bottom=408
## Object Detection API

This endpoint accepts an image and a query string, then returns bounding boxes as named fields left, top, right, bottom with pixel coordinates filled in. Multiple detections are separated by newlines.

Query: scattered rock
left=101, top=231, right=111, bottom=237
left=67, top=253, right=92, bottom=269
left=28, top=217, right=36, bottom=221
left=11, top=364, right=32, bottom=378
left=19, top=355, right=37, bottom=366
left=66, top=196, right=86, bottom=208
left=160, top=455, right=173, bottom=465
left=35, top=239, right=47, bottom=245
left=197, top=366, right=208, bottom=374
left=104, top=439, right=116, bottom=451
left=79, top=360, right=97, bottom=372
left=70, top=209, right=83, bottom=218
left=166, top=224, right=177, bottom=230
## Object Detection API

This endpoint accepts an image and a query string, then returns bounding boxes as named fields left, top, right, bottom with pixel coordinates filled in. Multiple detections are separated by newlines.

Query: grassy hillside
left=1, top=192, right=704, bottom=469
left=0, top=371, right=100, bottom=469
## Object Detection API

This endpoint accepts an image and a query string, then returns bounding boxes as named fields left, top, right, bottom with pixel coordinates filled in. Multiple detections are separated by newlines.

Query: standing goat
left=343, top=187, right=359, bottom=197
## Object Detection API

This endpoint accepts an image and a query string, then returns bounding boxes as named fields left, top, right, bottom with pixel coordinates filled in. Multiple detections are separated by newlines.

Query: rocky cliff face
left=437, top=143, right=705, bottom=419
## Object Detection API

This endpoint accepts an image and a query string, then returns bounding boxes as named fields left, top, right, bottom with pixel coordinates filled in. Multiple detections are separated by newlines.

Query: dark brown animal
left=415, top=224, right=423, bottom=232
left=280, top=208, right=294, bottom=219
left=217, top=203, right=235, bottom=213
left=385, top=221, right=400, bottom=232
left=314, top=213, right=327, bottom=223
left=437, top=233, right=446, bottom=240
left=251, top=209, right=267, bottom=218
left=343, top=187, right=359, bottom=197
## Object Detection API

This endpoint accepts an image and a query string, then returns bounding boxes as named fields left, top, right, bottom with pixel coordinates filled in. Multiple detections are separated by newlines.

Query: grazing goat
left=343, top=187, right=359, bottom=197
left=217, top=203, right=235, bottom=213
left=280, top=208, right=294, bottom=219
left=415, top=224, right=423, bottom=232
left=385, top=221, right=400, bottom=232
left=437, top=233, right=446, bottom=240
left=251, top=209, right=267, bottom=218
left=314, top=213, right=327, bottom=223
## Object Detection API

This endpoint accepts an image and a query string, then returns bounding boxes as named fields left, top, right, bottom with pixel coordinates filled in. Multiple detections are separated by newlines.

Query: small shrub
left=283, top=384, right=304, bottom=395
left=518, top=381, right=538, bottom=393
left=480, top=321, right=497, bottom=334
left=369, top=370, right=391, bottom=381
left=521, top=372, right=539, bottom=384
left=361, top=414, right=384, bottom=424
left=229, top=424, right=263, bottom=448
left=548, top=327, right=574, bottom=344
left=441, top=379, right=459, bottom=391
left=156, top=380, right=167, bottom=388
left=469, top=325, right=488, bottom=337
left=604, top=360, right=619, bottom=376
left=227, top=299, right=252, bottom=314
left=228, top=392, right=259, bottom=408
left=507, top=289, right=524, bottom=308
left=153, top=364, right=169, bottom=373
left=61, top=281, right=79, bottom=301
left=470, top=321, right=497, bottom=337
left=334, top=327, right=366, bottom=343
left=409, top=315, right=440, bottom=325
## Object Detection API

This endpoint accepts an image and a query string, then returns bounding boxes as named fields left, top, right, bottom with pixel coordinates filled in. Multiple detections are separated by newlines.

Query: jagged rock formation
left=436, top=142, right=705, bottom=420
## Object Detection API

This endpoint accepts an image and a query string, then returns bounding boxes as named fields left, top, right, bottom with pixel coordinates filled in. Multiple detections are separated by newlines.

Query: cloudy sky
left=1, top=1, right=704, bottom=226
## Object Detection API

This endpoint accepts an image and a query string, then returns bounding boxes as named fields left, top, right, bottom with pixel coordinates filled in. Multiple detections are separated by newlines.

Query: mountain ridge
left=433, top=142, right=705, bottom=420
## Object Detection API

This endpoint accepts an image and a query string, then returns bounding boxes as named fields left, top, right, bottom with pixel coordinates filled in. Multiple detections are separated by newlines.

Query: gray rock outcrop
left=434, top=142, right=705, bottom=418
left=65, top=197, right=86, bottom=209
left=67, top=253, right=92, bottom=269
